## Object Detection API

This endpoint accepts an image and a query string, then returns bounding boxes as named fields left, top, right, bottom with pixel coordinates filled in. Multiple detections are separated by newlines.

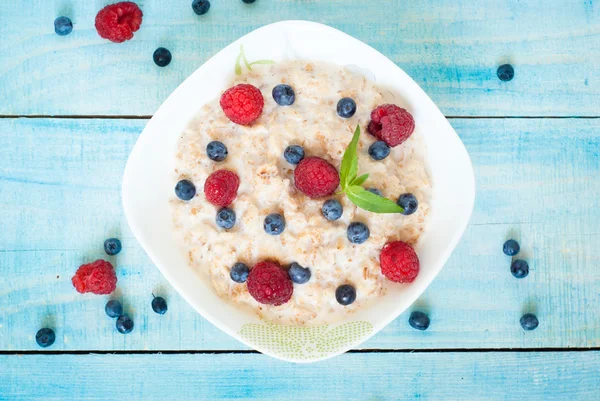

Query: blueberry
left=335, top=284, right=356, bottom=305
left=175, top=179, right=196, bottom=201
left=192, top=0, right=211, bottom=15
left=230, top=262, right=250, bottom=283
left=104, top=238, right=122, bottom=256
left=347, top=222, right=370, bottom=244
left=367, top=188, right=383, bottom=197
left=503, top=239, right=520, bottom=256
left=284, top=145, right=304, bottom=165
left=322, top=199, right=343, bottom=221
left=336, top=97, right=357, bottom=118
left=54, top=16, right=73, bottom=36
left=408, top=311, right=430, bottom=331
left=288, top=262, right=311, bottom=284
left=511, top=259, right=529, bottom=278
left=520, top=313, right=539, bottom=331
left=264, top=213, right=285, bottom=235
left=35, top=328, right=55, bottom=348
left=151, top=296, right=168, bottom=315
left=207, top=141, right=228, bottom=162
left=242, top=0, right=256, bottom=3
left=397, top=193, right=418, bottom=215
left=216, top=208, right=236, bottom=229
left=368, top=141, right=390, bottom=161
left=272, top=84, right=295, bottom=106
left=153, top=47, right=172, bottom=67
left=105, top=300, right=123, bottom=318
left=116, top=315, right=134, bottom=334
left=497, top=64, right=514, bottom=81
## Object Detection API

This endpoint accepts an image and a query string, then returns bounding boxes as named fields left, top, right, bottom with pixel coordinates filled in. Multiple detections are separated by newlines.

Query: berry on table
left=207, top=141, right=228, bottom=162
left=408, top=311, right=430, bottom=331
left=175, top=179, right=196, bottom=201
left=54, top=16, right=73, bottom=36
left=368, top=141, right=390, bottom=161
left=151, top=296, right=168, bottom=315
left=511, top=259, right=529, bottom=278
left=335, top=284, right=356, bottom=306
left=397, top=193, right=418, bottom=215
left=284, top=145, right=304, bottom=165
left=220, top=84, right=264, bottom=125
left=294, top=157, right=340, bottom=198
left=247, top=261, right=293, bottom=306
left=95, top=2, right=143, bottom=43
left=264, top=213, right=285, bottom=235
left=230, top=262, right=250, bottom=283
left=104, top=238, right=122, bottom=256
left=503, top=239, right=520, bottom=256
left=368, top=104, right=415, bottom=147
left=367, top=188, right=383, bottom=197
left=116, top=315, right=134, bottom=334
left=242, top=0, right=256, bottom=3
left=336, top=97, right=357, bottom=118
left=72, top=260, right=117, bottom=295
left=322, top=199, right=343, bottom=221
left=520, top=313, right=539, bottom=331
left=288, top=262, right=311, bottom=284
left=153, top=47, right=172, bottom=67
left=380, top=241, right=420, bottom=283
left=216, top=208, right=236, bottom=229
left=204, top=170, right=240, bottom=207
left=105, top=300, right=123, bottom=318
left=497, top=64, right=515, bottom=81
left=192, top=0, right=211, bottom=15
left=36, top=328, right=56, bottom=348
left=347, top=222, right=370, bottom=244
left=272, top=84, right=295, bottom=106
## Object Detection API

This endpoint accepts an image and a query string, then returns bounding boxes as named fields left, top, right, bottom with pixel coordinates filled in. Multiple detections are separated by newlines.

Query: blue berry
left=347, top=222, right=370, bottom=244
left=105, top=300, right=123, bottom=318
left=503, top=239, right=520, bottom=256
left=151, top=296, right=168, bottom=315
left=397, top=193, right=418, bottom=215
left=497, top=64, right=514, bottom=81
left=207, top=141, right=228, bottom=162
left=35, top=328, right=55, bottom=348
left=230, top=262, right=250, bottom=283
left=408, top=311, right=430, bottom=331
left=54, top=16, right=73, bottom=36
left=264, top=213, right=285, bottom=235
left=104, top=238, right=122, bottom=256
left=175, top=179, right=196, bottom=201
left=368, top=141, right=390, bottom=161
left=288, top=262, right=311, bottom=284
left=520, top=313, right=539, bottom=331
left=367, top=188, right=383, bottom=197
left=284, top=145, right=304, bottom=165
left=335, top=284, right=356, bottom=305
left=192, top=0, right=211, bottom=15
left=322, top=199, right=343, bottom=221
left=511, top=259, right=529, bottom=278
left=272, top=84, right=295, bottom=106
left=116, top=315, right=134, bottom=334
left=153, top=47, right=172, bottom=67
left=336, top=97, right=357, bottom=118
left=216, top=208, right=236, bottom=229
left=242, top=0, right=256, bottom=3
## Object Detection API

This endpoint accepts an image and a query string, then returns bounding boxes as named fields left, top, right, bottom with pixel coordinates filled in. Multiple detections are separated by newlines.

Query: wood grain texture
left=0, top=0, right=598, bottom=116
left=1, top=117, right=598, bottom=351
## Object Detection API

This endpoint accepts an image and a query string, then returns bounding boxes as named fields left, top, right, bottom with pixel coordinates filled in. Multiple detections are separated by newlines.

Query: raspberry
left=294, top=157, right=340, bottom=198
left=95, top=2, right=143, bottom=43
left=220, top=84, right=264, bottom=125
left=72, top=260, right=117, bottom=295
left=246, top=261, right=293, bottom=306
left=204, top=169, right=240, bottom=207
left=367, top=104, right=415, bottom=147
left=379, top=241, right=420, bottom=283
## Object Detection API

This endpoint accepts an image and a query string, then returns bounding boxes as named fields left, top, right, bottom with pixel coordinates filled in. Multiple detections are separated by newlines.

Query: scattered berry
left=335, top=284, right=356, bottom=306
left=368, top=104, right=415, bottom=147
left=216, top=208, right=236, bottom=229
left=272, top=84, right=295, bottom=106
left=322, top=199, right=343, bottom=221
left=288, top=262, right=311, bottom=284
left=294, top=157, right=340, bottom=198
left=54, top=16, right=73, bottom=36
left=380, top=241, right=419, bottom=283
left=151, top=296, right=168, bottom=315
left=207, top=141, right=228, bottom=162
left=116, top=315, right=134, bottom=334
left=367, top=188, right=383, bottom=197
left=264, top=213, right=285, bottom=235
left=204, top=170, right=239, bottom=207
left=368, top=141, right=390, bottom=161
left=242, top=0, right=256, bottom=3
left=408, top=311, right=430, bottom=331
left=397, top=193, right=418, bottom=215
left=520, top=313, right=539, bottom=331
left=336, top=98, right=357, bottom=118
left=72, top=260, right=117, bottom=295
left=230, top=262, right=250, bottom=283
left=192, top=0, right=211, bottom=15
left=284, top=145, right=304, bottom=165
left=105, top=300, right=123, bottom=318
left=247, top=261, right=293, bottom=306
left=95, top=2, right=143, bottom=43
left=497, top=64, right=515, bottom=81
left=511, top=259, right=529, bottom=278
left=175, top=179, right=196, bottom=201
left=153, top=47, right=172, bottom=67
left=347, top=222, right=370, bottom=244
left=220, top=84, right=264, bottom=125
left=35, top=328, right=56, bottom=348
left=104, top=238, right=122, bottom=256
left=503, top=239, right=520, bottom=256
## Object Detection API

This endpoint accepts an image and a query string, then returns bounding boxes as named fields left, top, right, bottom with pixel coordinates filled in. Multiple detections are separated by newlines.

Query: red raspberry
left=379, top=241, right=420, bottom=283
left=220, top=84, right=264, bottom=125
left=294, top=157, right=340, bottom=198
left=72, top=260, right=117, bottom=295
left=368, top=104, right=415, bottom=147
left=247, top=261, right=293, bottom=306
left=204, top=169, right=240, bottom=207
left=95, top=2, right=143, bottom=43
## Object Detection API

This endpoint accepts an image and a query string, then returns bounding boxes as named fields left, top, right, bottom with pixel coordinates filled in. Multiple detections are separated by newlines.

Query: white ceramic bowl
left=122, top=20, right=475, bottom=363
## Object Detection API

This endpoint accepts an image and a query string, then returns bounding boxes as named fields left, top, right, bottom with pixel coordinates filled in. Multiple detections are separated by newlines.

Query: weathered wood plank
left=0, top=0, right=598, bottom=116
left=0, top=118, right=598, bottom=351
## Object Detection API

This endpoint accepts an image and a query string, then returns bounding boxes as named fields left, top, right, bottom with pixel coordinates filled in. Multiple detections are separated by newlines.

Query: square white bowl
left=122, top=20, right=475, bottom=363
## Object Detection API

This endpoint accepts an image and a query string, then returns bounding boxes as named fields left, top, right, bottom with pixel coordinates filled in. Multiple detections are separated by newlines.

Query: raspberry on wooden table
left=220, top=84, right=264, bottom=125
left=72, top=260, right=117, bottom=295
left=246, top=261, right=293, bottom=306
left=379, top=241, right=420, bottom=283
left=294, top=156, right=340, bottom=198
left=204, top=170, right=240, bottom=207
left=95, top=2, right=143, bottom=43
left=368, top=104, right=415, bottom=147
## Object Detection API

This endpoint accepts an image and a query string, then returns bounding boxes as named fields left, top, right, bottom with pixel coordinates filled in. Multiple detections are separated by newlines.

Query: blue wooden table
left=1, top=1, right=599, bottom=399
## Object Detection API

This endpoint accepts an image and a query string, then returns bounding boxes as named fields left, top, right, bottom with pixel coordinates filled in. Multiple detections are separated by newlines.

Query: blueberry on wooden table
left=175, top=179, right=196, bottom=201
left=322, top=199, right=343, bottom=221
left=397, top=193, right=418, bottom=215
left=105, top=300, right=123, bottom=318
left=288, top=262, right=311, bottom=284
left=497, top=64, right=515, bottom=81
left=54, top=16, right=73, bottom=36
left=284, top=145, right=304, bottom=165
left=151, top=296, right=168, bottom=315
left=35, top=328, right=56, bottom=348
left=230, top=262, right=250, bottom=283
left=216, top=208, right=236, bottom=229
left=520, top=313, right=539, bottom=331
left=116, top=315, right=134, bottom=334
left=336, top=284, right=356, bottom=306
left=192, top=0, right=211, bottom=15
left=503, top=239, right=520, bottom=256
left=511, top=259, right=529, bottom=278
left=337, top=97, right=357, bottom=118
left=153, top=47, right=172, bottom=67
left=206, top=141, right=228, bottom=161
left=409, top=311, right=430, bottom=331
left=104, top=238, right=122, bottom=256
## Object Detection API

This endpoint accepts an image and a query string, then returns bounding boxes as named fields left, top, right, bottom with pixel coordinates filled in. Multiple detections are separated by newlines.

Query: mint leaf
left=234, top=52, right=242, bottom=76
left=250, top=60, right=275, bottom=66
left=351, top=173, right=369, bottom=187
left=340, top=125, right=361, bottom=189
left=240, top=45, right=252, bottom=71
left=346, top=185, right=405, bottom=214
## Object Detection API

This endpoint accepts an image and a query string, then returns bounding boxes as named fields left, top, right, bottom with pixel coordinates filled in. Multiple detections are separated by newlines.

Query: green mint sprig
left=338, top=126, right=405, bottom=214
left=235, top=45, right=275, bottom=76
